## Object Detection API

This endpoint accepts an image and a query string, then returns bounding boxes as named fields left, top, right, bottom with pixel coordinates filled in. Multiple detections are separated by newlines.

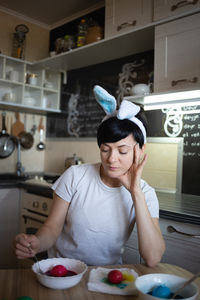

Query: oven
left=19, top=189, right=53, bottom=266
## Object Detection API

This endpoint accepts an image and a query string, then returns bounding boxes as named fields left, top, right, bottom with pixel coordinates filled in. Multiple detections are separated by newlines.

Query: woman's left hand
left=118, top=144, right=147, bottom=194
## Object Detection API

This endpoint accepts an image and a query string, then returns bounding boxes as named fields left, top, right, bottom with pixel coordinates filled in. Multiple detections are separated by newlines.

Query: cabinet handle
left=171, top=76, right=198, bottom=86
left=22, top=215, right=44, bottom=224
left=117, top=20, right=137, bottom=31
left=167, top=225, right=200, bottom=238
left=171, top=0, right=198, bottom=11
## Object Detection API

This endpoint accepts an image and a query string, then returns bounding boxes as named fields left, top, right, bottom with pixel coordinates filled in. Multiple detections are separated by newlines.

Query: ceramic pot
left=131, top=84, right=150, bottom=96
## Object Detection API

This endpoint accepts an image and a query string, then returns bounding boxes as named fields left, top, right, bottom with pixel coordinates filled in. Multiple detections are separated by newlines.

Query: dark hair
left=97, top=110, right=147, bottom=148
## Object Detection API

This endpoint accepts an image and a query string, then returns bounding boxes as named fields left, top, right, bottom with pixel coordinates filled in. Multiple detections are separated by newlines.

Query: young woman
left=14, top=86, right=165, bottom=267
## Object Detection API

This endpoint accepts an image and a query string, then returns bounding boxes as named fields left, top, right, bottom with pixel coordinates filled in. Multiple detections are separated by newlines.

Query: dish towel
left=87, top=267, right=139, bottom=295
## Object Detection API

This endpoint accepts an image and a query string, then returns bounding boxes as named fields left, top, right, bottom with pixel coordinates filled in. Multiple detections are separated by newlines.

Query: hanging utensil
left=30, top=115, right=37, bottom=136
left=37, top=129, right=45, bottom=151
left=18, top=114, right=34, bottom=149
left=0, top=112, right=15, bottom=159
left=11, top=112, right=24, bottom=136
left=36, top=117, right=45, bottom=151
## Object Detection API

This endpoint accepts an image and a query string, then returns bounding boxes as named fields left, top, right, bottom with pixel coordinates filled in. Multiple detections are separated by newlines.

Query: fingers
left=14, top=233, right=36, bottom=259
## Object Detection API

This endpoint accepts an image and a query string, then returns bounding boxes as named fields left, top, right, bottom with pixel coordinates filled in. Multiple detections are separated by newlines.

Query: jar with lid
left=26, top=73, right=38, bottom=85
left=77, top=19, right=88, bottom=47
left=85, top=19, right=103, bottom=45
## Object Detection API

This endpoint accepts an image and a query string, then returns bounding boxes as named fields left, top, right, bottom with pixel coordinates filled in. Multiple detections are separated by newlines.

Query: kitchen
left=0, top=0, right=200, bottom=282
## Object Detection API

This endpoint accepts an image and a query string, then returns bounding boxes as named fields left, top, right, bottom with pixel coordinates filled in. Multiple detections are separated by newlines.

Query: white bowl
left=32, top=257, right=88, bottom=289
left=135, top=273, right=199, bottom=300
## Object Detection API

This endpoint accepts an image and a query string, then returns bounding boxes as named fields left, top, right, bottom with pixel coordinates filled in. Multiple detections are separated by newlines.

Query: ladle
left=36, top=117, right=45, bottom=151
left=171, top=271, right=200, bottom=299
left=36, top=129, right=45, bottom=151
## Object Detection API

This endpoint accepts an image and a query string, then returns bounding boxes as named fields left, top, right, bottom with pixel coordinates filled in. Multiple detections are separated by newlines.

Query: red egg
left=49, top=265, right=68, bottom=277
left=108, top=270, right=123, bottom=284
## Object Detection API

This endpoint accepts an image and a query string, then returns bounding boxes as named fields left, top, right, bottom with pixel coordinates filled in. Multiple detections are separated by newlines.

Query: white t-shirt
left=51, top=163, right=159, bottom=265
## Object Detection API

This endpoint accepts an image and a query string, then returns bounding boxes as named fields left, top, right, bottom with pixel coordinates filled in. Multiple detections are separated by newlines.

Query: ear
left=93, top=85, right=117, bottom=115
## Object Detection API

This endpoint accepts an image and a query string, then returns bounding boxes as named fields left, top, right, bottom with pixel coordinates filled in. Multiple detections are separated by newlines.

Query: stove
left=25, top=174, right=60, bottom=187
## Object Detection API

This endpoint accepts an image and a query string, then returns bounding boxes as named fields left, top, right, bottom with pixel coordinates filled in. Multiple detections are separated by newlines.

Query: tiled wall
left=44, top=139, right=178, bottom=192
left=0, top=111, right=46, bottom=173
left=44, top=139, right=100, bottom=174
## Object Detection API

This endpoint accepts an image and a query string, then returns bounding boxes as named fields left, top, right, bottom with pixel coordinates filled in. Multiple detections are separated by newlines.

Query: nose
left=107, top=150, right=117, bottom=163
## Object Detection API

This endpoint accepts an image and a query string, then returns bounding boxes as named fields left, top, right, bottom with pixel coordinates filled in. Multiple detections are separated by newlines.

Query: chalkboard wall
left=46, top=50, right=154, bottom=137
left=46, top=50, right=200, bottom=196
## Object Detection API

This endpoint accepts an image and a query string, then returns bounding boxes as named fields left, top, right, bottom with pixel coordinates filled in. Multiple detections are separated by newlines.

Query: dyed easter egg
left=49, top=265, right=68, bottom=277
left=108, top=270, right=123, bottom=284
left=152, top=285, right=171, bottom=299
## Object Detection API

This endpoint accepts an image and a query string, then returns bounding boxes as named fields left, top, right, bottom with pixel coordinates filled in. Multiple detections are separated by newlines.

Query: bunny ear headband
left=93, top=85, right=146, bottom=143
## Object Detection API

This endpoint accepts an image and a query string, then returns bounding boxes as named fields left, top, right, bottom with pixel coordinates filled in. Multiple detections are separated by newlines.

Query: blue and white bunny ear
left=93, top=85, right=117, bottom=115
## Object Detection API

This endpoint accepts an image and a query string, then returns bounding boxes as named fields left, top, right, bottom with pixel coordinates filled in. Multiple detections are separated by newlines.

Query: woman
left=14, top=86, right=165, bottom=267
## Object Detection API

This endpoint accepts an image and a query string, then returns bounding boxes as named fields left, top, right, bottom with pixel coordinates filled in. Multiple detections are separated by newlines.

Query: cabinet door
left=105, top=0, right=153, bottom=38
left=154, top=0, right=200, bottom=21
left=160, top=218, right=200, bottom=273
left=0, top=188, right=20, bottom=268
left=154, top=13, right=200, bottom=93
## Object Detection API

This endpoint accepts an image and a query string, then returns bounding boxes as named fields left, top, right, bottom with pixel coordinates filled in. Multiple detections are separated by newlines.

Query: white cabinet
left=159, top=218, right=200, bottom=273
left=105, top=0, right=153, bottom=38
left=122, top=225, right=140, bottom=264
left=0, top=188, right=20, bottom=268
left=0, top=54, right=61, bottom=113
left=154, top=13, right=200, bottom=93
left=122, top=217, right=200, bottom=273
left=154, top=0, right=200, bottom=21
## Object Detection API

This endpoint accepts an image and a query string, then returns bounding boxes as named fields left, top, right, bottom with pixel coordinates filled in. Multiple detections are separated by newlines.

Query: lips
left=108, top=166, right=118, bottom=171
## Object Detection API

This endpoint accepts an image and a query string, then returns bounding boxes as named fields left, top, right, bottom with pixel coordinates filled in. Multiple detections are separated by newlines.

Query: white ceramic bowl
left=134, top=273, right=199, bottom=300
left=32, top=257, right=88, bottom=289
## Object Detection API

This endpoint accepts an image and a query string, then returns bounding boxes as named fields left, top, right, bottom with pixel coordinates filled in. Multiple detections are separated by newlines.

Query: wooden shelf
left=0, top=101, right=61, bottom=114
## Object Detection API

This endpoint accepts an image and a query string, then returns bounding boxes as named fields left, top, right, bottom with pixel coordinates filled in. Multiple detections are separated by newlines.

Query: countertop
left=0, top=175, right=200, bottom=224
left=0, top=263, right=199, bottom=300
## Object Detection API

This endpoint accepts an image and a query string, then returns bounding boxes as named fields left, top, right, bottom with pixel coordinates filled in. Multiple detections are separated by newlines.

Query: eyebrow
left=102, top=143, right=132, bottom=148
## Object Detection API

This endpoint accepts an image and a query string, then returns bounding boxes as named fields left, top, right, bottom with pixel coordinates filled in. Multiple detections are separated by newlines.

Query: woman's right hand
left=14, top=233, right=40, bottom=259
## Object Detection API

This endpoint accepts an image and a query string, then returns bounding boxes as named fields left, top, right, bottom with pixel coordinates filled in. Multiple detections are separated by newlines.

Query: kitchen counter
left=0, top=263, right=200, bottom=300
left=157, top=191, right=200, bottom=225
left=0, top=175, right=200, bottom=224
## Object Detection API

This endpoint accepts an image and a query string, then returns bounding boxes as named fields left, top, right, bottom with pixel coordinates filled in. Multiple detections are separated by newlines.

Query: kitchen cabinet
left=0, top=188, right=20, bottom=268
left=154, top=13, right=200, bottom=93
left=122, top=225, right=140, bottom=264
left=18, top=190, right=52, bottom=268
left=0, top=54, right=61, bottom=114
left=122, top=218, right=200, bottom=273
left=154, top=0, right=200, bottom=21
left=105, top=0, right=153, bottom=38
left=159, top=218, right=200, bottom=273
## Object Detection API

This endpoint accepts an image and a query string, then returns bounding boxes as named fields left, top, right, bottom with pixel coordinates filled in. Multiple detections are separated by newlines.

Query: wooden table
left=0, top=263, right=200, bottom=300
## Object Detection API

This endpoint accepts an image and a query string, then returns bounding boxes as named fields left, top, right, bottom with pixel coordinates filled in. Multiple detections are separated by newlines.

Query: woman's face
left=100, top=134, right=137, bottom=179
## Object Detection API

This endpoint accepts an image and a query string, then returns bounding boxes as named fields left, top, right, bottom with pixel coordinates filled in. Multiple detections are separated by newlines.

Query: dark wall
left=47, top=50, right=154, bottom=137
left=46, top=50, right=200, bottom=196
